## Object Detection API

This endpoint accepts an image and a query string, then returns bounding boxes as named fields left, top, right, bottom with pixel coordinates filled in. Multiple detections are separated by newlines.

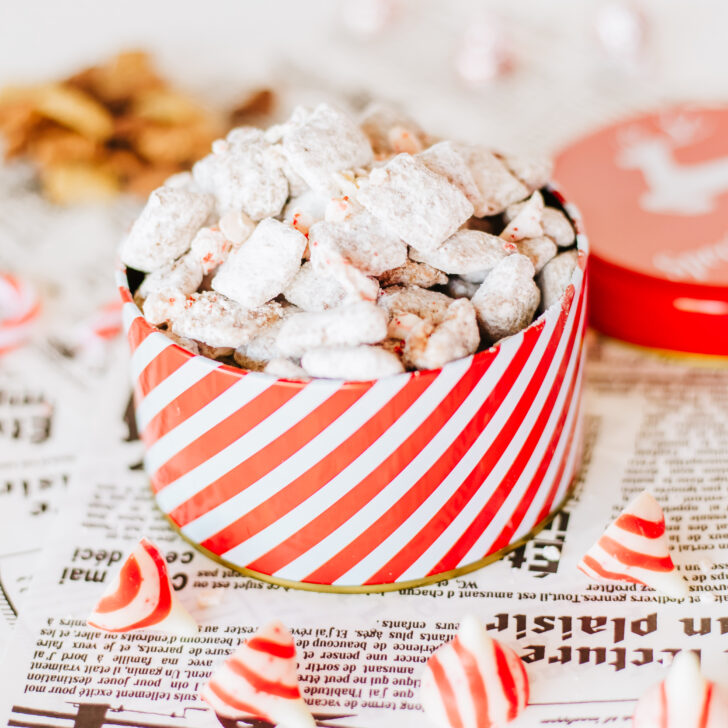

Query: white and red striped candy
left=201, top=620, right=315, bottom=728
left=421, top=615, right=529, bottom=728
left=578, top=490, right=688, bottom=599
left=72, top=300, right=123, bottom=363
left=87, top=538, right=197, bottom=635
left=0, top=273, right=40, bottom=355
left=633, top=651, right=728, bottom=728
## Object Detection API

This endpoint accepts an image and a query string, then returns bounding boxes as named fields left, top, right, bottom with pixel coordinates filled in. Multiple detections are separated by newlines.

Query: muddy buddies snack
left=123, top=102, right=579, bottom=380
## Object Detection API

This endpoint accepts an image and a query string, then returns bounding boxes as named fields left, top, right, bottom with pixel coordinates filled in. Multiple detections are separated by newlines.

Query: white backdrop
left=1, top=0, right=726, bottom=156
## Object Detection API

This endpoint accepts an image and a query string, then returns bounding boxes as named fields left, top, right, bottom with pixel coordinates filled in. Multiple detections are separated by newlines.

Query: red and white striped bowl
left=118, top=193, right=588, bottom=591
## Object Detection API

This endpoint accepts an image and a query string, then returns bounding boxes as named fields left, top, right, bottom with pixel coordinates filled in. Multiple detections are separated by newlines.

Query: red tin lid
left=554, top=105, right=728, bottom=356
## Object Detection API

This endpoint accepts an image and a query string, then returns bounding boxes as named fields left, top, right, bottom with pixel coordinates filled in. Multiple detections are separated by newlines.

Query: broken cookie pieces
left=123, top=101, right=580, bottom=380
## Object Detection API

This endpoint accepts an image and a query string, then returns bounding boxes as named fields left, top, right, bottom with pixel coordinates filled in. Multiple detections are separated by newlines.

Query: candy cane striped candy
left=577, top=490, right=688, bottom=599
left=0, top=273, right=40, bottom=355
left=201, top=620, right=315, bottom=728
left=633, top=651, right=728, bottom=728
left=72, top=300, right=123, bottom=364
left=421, top=615, right=529, bottom=728
left=87, top=538, right=197, bottom=635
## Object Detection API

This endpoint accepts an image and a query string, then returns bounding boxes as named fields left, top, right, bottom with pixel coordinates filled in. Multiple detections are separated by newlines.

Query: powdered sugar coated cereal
left=212, top=218, right=307, bottom=309
left=301, top=345, right=404, bottom=380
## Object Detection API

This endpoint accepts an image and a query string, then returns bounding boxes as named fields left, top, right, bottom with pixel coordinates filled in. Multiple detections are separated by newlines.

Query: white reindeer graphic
left=615, top=113, right=728, bottom=216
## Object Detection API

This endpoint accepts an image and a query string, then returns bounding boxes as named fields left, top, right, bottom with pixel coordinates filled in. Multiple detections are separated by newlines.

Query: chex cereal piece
left=137, top=254, right=203, bottom=301
left=237, top=304, right=299, bottom=364
left=578, top=490, right=688, bottom=599
left=142, top=289, right=186, bottom=325
left=308, top=210, right=407, bottom=277
left=192, top=133, right=288, bottom=220
left=418, top=141, right=484, bottom=216
left=471, top=254, right=540, bottom=342
left=120, top=185, right=214, bottom=272
left=633, top=652, right=728, bottom=728
left=378, top=285, right=454, bottom=325
left=462, top=145, right=530, bottom=216
left=410, top=229, right=512, bottom=276
left=444, top=276, right=480, bottom=300
left=378, top=258, right=448, bottom=288
left=167, top=331, right=199, bottom=354
left=201, top=620, right=315, bottom=728
left=282, top=190, right=328, bottom=236
left=284, top=262, right=347, bottom=312
left=87, top=538, right=197, bottom=635
left=282, top=103, right=373, bottom=193
left=0, top=273, right=40, bottom=355
left=189, top=227, right=234, bottom=274
left=359, top=101, right=428, bottom=156
left=421, top=615, right=529, bottom=728
left=403, top=298, right=479, bottom=371
left=219, top=209, right=256, bottom=245
left=500, top=191, right=544, bottom=242
left=212, top=218, right=307, bottom=309
left=517, top=236, right=557, bottom=274
left=387, top=311, right=424, bottom=340
left=264, top=358, right=309, bottom=379
left=497, top=152, right=553, bottom=192
left=308, top=228, right=380, bottom=302
left=170, top=293, right=282, bottom=349
left=505, top=201, right=575, bottom=248
left=537, top=249, right=578, bottom=311
left=301, top=345, right=404, bottom=380
left=276, top=301, right=387, bottom=358
left=357, top=154, right=474, bottom=254
left=198, top=343, right=234, bottom=360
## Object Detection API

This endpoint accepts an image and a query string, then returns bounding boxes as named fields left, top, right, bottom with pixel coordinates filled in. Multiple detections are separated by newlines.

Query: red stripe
left=154, top=384, right=302, bottom=491
left=136, top=344, right=187, bottom=401
left=247, top=637, right=296, bottom=659
left=248, top=357, right=489, bottom=578
left=451, top=638, right=490, bottom=727
left=659, top=682, right=668, bottom=728
left=615, top=513, right=665, bottom=538
left=126, top=315, right=153, bottom=354
left=420, top=286, right=583, bottom=578
left=168, top=385, right=368, bottom=525
left=516, top=653, right=529, bottom=707
left=200, top=373, right=435, bottom=558
left=119, top=283, right=134, bottom=305
left=88, top=539, right=172, bottom=632
left=95, top=556, right=141, bottom=613
left=306, top=331, right=535, bottom=585
left=2, top=299, right=40, bottom=328
left=142, top=368, right=237, bottom=448
left=227, top=656, right=300, bottom=699
left=205, top=679, right=271, bottom=722
left=577, top=554, right=641, bottom=583
left=486, top=326, right=583, bottom=555
left=699, top=683, right=712, bottom=728
left=492, top=641, right=520, bottom=721
left=598, top=534, right=674, bottom=572
left=427, top=653, right=464, bottom=728
left=93, top=325, right=122, bottom=340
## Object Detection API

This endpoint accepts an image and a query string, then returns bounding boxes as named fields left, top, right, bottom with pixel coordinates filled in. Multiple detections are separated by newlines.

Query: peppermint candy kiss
left=421, top=615, right=529, bottom=728
left=87, top=539, right=197, bottom=634
left=0, top=273, right=40, bottom=355
left=201, top=620, right=315, bottom=728
left=633, top=652, right=728, bottom=728
left=578, top=490, right=688, bottom=599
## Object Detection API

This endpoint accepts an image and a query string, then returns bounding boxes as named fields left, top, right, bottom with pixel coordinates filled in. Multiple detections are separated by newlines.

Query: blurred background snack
left=0, top=51, right=274, bottom=203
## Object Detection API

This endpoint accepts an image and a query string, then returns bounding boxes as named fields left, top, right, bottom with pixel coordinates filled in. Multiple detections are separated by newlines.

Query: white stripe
left=335, top=304, right=563, bottom=586
left=153, top=381, right=336, bottom=512
left=180, top=374, right=412, bottom=542
left=395, top=289, right=582, bottom=583
left=456, top=296, right=586, bottom=565
left=144, top=373, right=275, bottom=477
left=136, top=355, right=222, bottom=432
left=220, top=356, right=476, bottom=573
left=0, top=324, right=33, bottom=348
left=122, top=300, right=142, bottom=333
left=130, top=330, right=173, bottom=379
left=115, top=268, right=128, bottom=289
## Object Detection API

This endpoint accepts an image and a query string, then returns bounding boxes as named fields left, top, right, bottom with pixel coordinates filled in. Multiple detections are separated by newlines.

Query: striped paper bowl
left=119, top=191, right=588, bottom=592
